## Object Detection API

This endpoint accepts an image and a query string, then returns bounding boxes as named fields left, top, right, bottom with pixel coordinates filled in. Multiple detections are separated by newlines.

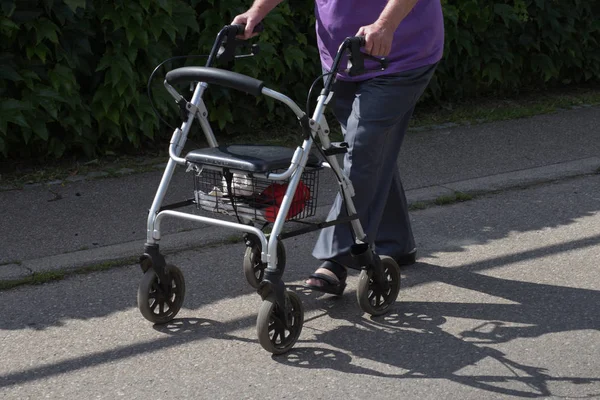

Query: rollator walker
left=137, top=24, right=401, bottom=354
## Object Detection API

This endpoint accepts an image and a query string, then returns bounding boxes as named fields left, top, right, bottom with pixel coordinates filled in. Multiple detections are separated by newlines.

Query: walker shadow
left=277, top=262, right=600, bottom=398
left=404, top=262, right=599, bottom=342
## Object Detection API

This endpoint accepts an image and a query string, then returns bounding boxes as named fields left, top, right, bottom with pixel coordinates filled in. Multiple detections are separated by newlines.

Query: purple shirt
left=315, top=0, right=444, bottom=81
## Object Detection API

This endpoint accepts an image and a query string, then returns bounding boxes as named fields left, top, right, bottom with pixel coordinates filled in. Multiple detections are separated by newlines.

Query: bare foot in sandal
left=305, top=268, right=339, bottom=286
left=303, top=260, right=347, bottom=296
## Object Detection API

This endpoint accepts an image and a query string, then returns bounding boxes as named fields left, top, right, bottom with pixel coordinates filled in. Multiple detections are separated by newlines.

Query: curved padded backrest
left=165, top=67, right=264, bottom=96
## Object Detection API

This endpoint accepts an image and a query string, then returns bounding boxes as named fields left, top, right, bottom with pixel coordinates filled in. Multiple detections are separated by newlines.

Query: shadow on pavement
left=275, top=262, right=600, bottom=398
left=404, top=262, right=599, bottom=341
left=1, top=259, right=599, bottom=398
left=1, top=177, right=599, bottom=397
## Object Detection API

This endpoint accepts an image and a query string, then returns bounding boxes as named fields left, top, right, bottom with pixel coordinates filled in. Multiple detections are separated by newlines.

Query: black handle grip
left=353, top=36, right=366, bottom=47
left=346, top=36, right=388, bottom=77
left=216, top=23, right=264, bottom=65
left=230, top=23, right=264, bottom=36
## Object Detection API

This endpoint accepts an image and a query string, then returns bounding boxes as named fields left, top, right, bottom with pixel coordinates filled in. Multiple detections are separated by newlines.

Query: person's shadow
left=276, top=262, right=600, bottom=398
left=404, top=262, right=600, bottom=343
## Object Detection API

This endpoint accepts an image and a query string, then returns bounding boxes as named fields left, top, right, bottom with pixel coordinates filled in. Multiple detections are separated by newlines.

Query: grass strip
left=0, top=257, right=139, bottom=291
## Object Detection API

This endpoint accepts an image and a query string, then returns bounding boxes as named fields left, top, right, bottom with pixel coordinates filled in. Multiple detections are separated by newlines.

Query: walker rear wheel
left=356, top=256, right=400, bottom=316
left=137, top=264, right=185, bottom=324
left=243, top=239, right=286, bottom=289
left=256, top=290, right=303, bottom=354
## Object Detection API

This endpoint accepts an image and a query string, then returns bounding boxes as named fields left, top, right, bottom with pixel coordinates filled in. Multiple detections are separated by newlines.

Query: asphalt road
left=1, top=174, right=599, bottom=399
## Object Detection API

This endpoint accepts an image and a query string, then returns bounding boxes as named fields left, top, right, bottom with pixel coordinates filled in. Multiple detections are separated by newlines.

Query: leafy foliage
left=0, top=0, right=598, bottom=159
left=431, top=0, right=600, bottom=100
left=0, top=0, right=201, bottom=158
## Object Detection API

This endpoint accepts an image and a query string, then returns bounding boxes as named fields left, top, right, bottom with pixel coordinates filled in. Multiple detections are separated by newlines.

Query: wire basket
left=193, top=167, right=319, bottom=223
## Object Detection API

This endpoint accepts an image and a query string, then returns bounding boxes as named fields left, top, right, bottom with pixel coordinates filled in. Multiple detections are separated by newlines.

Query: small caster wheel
left=137, top=264, right=185, bottom=324
left=256, top=290, right=303, bottom=355
left=243, top=239, right=286, bottom=289
left=356, top=256, right=400, bottom=316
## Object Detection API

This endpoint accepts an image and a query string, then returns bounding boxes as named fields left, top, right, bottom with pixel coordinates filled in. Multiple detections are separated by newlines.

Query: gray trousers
left=312, top=63, right=437, bottom=269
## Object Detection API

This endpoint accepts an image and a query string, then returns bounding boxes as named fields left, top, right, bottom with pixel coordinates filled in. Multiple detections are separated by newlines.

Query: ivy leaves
left=0, top=0, right=199, bottom=158
left=0, top=0, right=598, bottom=159
left=434, top=0, right=599, bottom=100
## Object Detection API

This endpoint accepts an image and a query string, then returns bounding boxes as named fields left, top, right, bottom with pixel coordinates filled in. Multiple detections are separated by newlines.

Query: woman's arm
left=357, top=0, right=420, bottom=56
left=232, top=0, right=284, bottom=39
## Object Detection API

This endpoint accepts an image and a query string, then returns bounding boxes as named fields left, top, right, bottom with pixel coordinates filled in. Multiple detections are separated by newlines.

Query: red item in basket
left=257, top=181, right=310, bottom=222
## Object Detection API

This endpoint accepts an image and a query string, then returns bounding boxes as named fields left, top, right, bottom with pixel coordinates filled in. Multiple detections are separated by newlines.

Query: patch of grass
left=105, top=170, right=120, bottom=179
left=409, top=202, right=428, bottom=211
left=434, top=192, right=474, bottom=206
left=455, top=192, right=474, bottom=202
left=0, top=270, right=66, bottom=291
left=80, top=257, right=139, bottom=273
left=224, top=234, right=243, bottom=244
left=411, top=85, right=600, bottom=130
left=0, top=154, right=165, bottom=189
left=0, top=257, right=138, bottom=291
left=0, top=260, right=22, bottom=267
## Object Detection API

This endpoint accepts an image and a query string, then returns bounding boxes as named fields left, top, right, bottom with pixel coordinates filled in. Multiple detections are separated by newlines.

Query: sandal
left=303, top=260, right=347, bottom=296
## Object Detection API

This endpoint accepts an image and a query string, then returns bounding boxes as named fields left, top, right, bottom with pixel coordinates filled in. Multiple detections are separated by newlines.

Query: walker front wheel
left=243, top=239, right=286, bottom=289
left=356, top=256, right=400, bottom=316
left=137, top=264, right=185, bottom=324
left=256, top=290, right=303, bottom=355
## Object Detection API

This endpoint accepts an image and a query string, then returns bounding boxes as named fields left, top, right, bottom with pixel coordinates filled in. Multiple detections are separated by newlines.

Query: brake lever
left=346, top=38, right=388, bottom=77
left=217, top=24, right=263, bottom=65
left=216, top=29, right=240, bottom=65
left=234, top=44, right=260, bottom=59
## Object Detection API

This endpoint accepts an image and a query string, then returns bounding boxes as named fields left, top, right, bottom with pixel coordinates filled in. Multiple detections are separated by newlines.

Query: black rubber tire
left=243, top=240, right=286, bottom=289
left=137, top=264, right=185, bottom=324
left=256, top=290, right=304, bottom=355
left=356, top=256, right=401, bottom=316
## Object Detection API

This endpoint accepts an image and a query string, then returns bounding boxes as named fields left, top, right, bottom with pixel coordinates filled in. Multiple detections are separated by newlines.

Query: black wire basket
left=194, top=167, right=320, bottom=223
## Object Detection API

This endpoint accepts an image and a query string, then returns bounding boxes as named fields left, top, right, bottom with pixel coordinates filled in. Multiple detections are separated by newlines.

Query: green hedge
left=432, top=0, right=600, bottom=100
left=0, top=0, right=317, bottom=158
left=1, top=0, right=598, bottom=159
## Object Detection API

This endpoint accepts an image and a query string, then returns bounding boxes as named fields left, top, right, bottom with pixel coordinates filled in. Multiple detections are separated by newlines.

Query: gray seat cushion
left=186, top=145, right=321, bottom=173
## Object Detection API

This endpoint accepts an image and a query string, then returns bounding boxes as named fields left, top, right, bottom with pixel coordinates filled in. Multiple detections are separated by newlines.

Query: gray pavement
left=1, top=106, right=599, bottom=282
left=0, top=173, right=598, bottom=399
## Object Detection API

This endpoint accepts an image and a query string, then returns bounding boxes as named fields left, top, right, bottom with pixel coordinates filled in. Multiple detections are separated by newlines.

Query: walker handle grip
left=346, top=36, right=388, bottom=77
left=230, top=23, right=264, bottom=36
